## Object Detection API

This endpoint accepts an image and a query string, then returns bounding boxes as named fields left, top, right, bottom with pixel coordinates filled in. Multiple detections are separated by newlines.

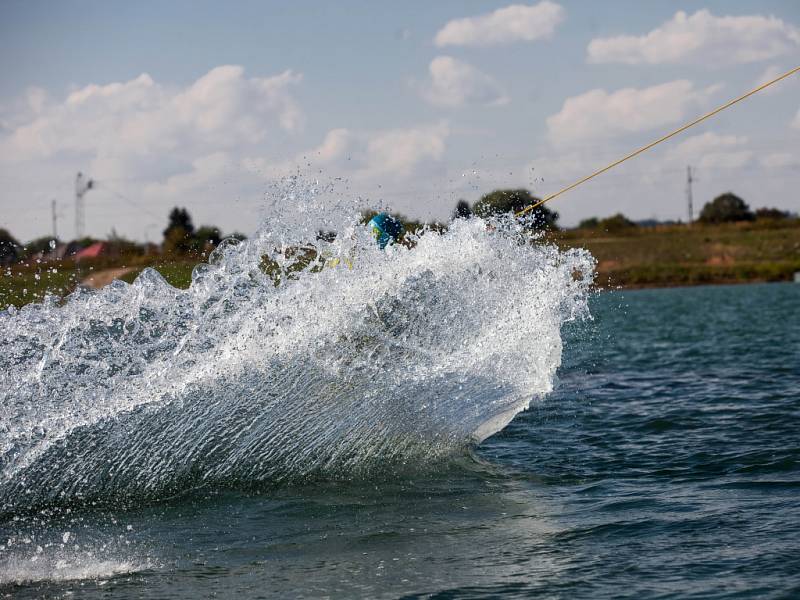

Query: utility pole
left=51, top=199, right=58, bottom=239
left=75, top=172, right=94, bottom=239
left=686, top=166, right=694, bottom=225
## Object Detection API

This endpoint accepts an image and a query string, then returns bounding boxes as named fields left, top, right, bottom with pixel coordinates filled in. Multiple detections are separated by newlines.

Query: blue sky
left=1, top=0, right=798, bottom=242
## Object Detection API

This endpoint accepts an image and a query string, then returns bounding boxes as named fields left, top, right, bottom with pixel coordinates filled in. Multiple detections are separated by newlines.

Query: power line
left=92, top=181, right=163, bottom=222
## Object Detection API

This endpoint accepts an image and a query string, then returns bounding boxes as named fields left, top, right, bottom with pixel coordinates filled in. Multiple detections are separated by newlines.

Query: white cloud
left=421, top=56, right=508, bottom=107
left=310, top=128, right=353, bottom=163
left=434, top=1, right=564, bottom=47
left=363, top=123, right=448, bottom=178
left=143, top=152, right=232, bottom=200
left=760, top=152, right=800, bottom=169
left=588, top=9, right=800, bottom=66
left=0, top=66, right=309, bottom=240
left=25, top=87, right=48, bottom=115
left=0, top=66, right=304, bottom=174
left=547, top=80, right=717, bottom=145
left=754, top=65, right=799, bottom=96
left=244, top=123, right=449, bottom=183
left=667, top=132, right=752, bottom=169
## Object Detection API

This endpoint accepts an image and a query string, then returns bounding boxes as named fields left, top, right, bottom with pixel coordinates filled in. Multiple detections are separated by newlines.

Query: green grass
left=555, top=221, right=800, bottom=287
left=1, top=263, right=84, bottom=309
left=1, top=259, right=199, bottom=309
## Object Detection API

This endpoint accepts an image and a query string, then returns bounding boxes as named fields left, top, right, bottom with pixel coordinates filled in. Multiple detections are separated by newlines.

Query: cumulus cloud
left=754, top=65, right=799, bottom=96
left=143, top=152, right=233, bottom=200
left=0, top=66, right=304, bottom=175
left=587, top=9, right=800, bottom=66
left=421, top=56, right=508, bottom=107
left=434, top=1, right=564, bottom=47
left=308, top=128, right=353, bottom=163
left=760, top=152, right=800, bottom=169
left=244, top=123, right=449, bottom=182
left=363, top=123, right=448, bottom=178
left=667, top=132, right=752, bottom=169
left=547, top=80, right=717, bottom=145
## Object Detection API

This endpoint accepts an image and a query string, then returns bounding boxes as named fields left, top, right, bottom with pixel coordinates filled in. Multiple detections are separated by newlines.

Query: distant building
left=74, top=241, right=110, bottom=260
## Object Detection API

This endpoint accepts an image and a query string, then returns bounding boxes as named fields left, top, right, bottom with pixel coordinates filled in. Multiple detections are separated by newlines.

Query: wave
left=0, top=181, right=594, bottom=509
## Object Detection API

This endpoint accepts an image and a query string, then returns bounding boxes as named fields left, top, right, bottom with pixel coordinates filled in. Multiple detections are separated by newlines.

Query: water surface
left=3, top=282, right=797, bottom=598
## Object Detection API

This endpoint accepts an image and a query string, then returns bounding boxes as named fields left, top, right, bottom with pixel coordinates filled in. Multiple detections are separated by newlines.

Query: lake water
left=2, top=281, right=798, bottom=599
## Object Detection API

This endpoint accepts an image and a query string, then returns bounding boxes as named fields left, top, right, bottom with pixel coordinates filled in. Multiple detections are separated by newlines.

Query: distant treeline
left=0, top=207, right=246, bottom=266
left=384, top=189, right=796, bottom=238
left=2, top=189, right=797, bottom=267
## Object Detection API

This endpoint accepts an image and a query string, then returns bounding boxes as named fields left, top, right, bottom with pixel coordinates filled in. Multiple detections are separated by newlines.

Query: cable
left=516, top=65, right=800, bottom=217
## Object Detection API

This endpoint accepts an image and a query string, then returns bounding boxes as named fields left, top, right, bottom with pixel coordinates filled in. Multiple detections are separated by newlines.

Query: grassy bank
left=1, top=259, right=196, bottom=309
left=555, top=221, right=800, bottom=288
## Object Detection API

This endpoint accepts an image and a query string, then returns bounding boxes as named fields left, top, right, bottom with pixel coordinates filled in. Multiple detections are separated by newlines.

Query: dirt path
left=80, top=267, right=136, bottom=289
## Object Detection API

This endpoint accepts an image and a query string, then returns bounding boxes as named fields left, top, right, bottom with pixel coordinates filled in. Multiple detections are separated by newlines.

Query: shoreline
left=3, top=221, right=799, bottom=308
left=595, top=277, right=798, bottom=292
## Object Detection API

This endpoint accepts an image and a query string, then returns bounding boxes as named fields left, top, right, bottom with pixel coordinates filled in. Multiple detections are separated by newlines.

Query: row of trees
left=574, top=193, right=795, bottom=232
left=697, top=193, right=793, bottom=224
left=0, top=207, right=238, bottom=266
left=448, top=189, right=793, bottom=231
left=449, top=190, right=793, bottom=232
left=162, top=207, right=227, bottom=254
left=2, top=191, right=794, bottom=266
left=358, top=189, right=795, bottom=241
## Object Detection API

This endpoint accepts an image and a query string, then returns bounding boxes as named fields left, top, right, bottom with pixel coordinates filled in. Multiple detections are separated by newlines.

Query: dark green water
left=3, top=283, right=799, bottom=599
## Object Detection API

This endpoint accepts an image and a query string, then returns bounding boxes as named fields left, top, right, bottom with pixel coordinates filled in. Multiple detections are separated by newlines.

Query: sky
left=0, top=0, right=798, bottom=242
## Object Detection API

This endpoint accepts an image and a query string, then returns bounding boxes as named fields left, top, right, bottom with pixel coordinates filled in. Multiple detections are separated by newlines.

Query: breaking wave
left=0, top=180, right=594, bottom=510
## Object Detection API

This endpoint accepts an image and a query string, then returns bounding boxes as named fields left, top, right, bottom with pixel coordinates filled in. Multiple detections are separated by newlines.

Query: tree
left=699, top=193, right=754, bottom=224
left=472, top=188, right=558, bottom=229
left=194, top=225, right=222, bottom=248
left=0, top=229, right=20, bottom=265
left=163, top=207, right=195, bottom=254
left=24, top=236, right=58, bottom=257
left=578, top=217, right=599, bottom=229
left=163, top=207, right=195, bottom=237
left=598, top=213, right=636, bottom=233
left=452, top=199, right=472, bottom=220
left=755, top=207, right=790, bottom=220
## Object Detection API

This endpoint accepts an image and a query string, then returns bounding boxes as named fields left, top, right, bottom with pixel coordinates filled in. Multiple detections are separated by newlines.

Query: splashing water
left=0, top=181, right=595, bottom=511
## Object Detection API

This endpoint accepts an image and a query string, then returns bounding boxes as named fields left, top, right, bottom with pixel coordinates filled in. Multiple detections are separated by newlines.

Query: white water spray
left=0, top=180, right=594, bottom=509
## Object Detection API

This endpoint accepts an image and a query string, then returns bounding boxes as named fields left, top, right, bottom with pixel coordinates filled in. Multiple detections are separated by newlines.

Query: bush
left=755, top=207, right=790, bottom=221
left=472, top=189, right=558, bottom=229
left=699, top=193, right=754, bottom=224
left=162, top=207, right=195, bottom=254
left=0, top=229, right=20, bottom=265
left=598, top=213, right=637, bottom=233
left=452, top=200, right=472, bottom=220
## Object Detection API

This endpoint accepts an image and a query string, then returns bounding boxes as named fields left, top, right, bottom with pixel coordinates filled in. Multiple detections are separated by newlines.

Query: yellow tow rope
left=516, top=65, right=800, bottom=218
